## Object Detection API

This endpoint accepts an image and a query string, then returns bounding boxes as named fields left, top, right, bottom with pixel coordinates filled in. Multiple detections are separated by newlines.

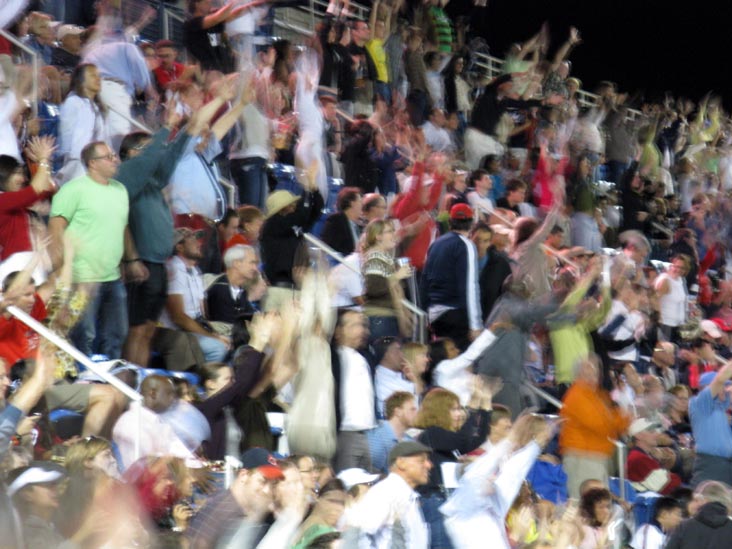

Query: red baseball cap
left=711, top=317, right=732, bottom=333
left=449, top=203, right=474, bottom=221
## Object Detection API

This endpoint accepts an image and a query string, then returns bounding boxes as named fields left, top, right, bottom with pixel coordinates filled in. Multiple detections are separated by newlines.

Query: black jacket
left=478, top=247, right=512, bottom=321
left=260, top=190, right=324, bottom=285
left=207, top=274, right=255, bottom=324
left=319, top=212, right=360, bottom=257
left=665, top=502, right=732, bottom=549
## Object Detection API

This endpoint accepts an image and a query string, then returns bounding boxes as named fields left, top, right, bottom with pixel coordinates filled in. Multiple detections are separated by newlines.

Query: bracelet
left=38, top=161, right=50, bottom=169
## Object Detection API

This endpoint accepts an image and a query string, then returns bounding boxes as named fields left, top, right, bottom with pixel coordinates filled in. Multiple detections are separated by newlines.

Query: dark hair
left=81, top=141, right=106, bottom=168
left=371, top=336, right=401, bottom=365
left=155, top=39, right=176, bottom=50
left=119, top=131, right=151, bottom=161
left=513, top=217, right=539, bottom=247
left=199, top=362, right=230, bottom=385
left=0, top=155, right=22, bottom=190
left=550, top=224, right=564, bottom=235
left=580, top=487, right=612, bottom=527
left=305, top=532, right=342, bottom=549
left=653, top=496, right=682, bottom=522
left=505, top=178, right=527, bottom=193
left=424, top=51, right=440, bottom=67
left=480, top=154, right=501, bottom=172
left=470, top=222, right=492, bottom=238
left=449, top=217, right=473, bottom=232
left=467, top=169, right=489, bottom=188
left=319, top=478, right=346, bottom=496
left=336, top=187, right=362, bottom=213
left=2, top=270, right=25, bottom=292
left=218, top=208, right=238, bottom=229
left=670, top=487, right=693, bottom=518
left=67, top=63, right=106, bottom=115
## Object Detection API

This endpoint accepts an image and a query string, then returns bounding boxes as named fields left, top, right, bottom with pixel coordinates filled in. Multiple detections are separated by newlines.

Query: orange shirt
left=559, top=380, right=631, bottom=457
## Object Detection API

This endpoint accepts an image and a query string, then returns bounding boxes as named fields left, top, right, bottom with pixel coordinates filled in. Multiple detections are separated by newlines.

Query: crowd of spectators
left=3, top=0, right=732, bottom=547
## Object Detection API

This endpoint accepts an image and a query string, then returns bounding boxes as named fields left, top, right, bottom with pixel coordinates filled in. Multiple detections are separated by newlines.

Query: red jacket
left=0, top=186, right=53, bottom=261
left=626, top=447, right=682, bottom=495
left=391, top=162, right=443, bottom=270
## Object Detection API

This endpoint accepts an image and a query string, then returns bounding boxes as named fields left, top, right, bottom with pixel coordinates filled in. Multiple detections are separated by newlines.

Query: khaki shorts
left=45, top=381, right=92, bottom=412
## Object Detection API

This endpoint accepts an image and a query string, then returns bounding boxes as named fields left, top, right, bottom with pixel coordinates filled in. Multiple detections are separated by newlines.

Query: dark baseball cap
left=240, top=447, right=284, bottom=480
left=388, top=441, right=431, bottom=466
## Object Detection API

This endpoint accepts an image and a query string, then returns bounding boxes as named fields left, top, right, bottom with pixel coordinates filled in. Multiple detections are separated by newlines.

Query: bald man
left=112, top=375, right=208, bottom=468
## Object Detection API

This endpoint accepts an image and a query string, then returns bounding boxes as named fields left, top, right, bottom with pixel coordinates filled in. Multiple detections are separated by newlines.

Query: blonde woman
left=360, top=218, right=412, bottom=342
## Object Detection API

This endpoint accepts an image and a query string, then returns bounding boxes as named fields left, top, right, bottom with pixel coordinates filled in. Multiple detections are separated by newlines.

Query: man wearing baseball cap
left=187, top=447, right=285, bottom=548
left=51, top=25, right=84, bottom=74
left=626, top=418, right=682, bottom=495
left=422, top=202, right=483, bottom=349
left=355, top=441, right=432, bottom=548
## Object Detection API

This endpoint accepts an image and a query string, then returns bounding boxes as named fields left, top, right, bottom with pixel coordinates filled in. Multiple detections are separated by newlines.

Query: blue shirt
left=368, top=420, right=413, bottom=474
left=0, top=404, right=23, bottom=461
left=689, top=386, right=732, bottom=458
left=83, top=41, right=151, bottom=95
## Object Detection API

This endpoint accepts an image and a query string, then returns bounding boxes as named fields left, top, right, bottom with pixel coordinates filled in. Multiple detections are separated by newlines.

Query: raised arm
left=549, top=27, right=581, bottom=72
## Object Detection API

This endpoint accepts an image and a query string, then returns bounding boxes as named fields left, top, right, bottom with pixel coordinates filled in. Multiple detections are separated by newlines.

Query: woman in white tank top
left=654, top=255, right=691, bottom=340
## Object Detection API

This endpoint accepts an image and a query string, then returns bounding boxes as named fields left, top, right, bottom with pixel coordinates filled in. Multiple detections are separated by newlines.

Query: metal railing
left=0, top=29, right=39, bottom=118
left=302, top=232, right=428, bottom=343
left=7, top=305, right=144, bottom=461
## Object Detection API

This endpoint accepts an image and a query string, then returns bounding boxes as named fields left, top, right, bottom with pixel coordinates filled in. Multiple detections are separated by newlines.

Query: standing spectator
left=183, top=0, right=247, bottom=73
left=152, top=40, right=187, bottom=94
left=348, top=19, right=377, bottom=115
left=48, top=141, right=135, bottom=359
left=332, top=309, right=376, bottom=472
left=689, top=364, right=732, bottom=486
left=655, top=255, right=691, bottom=341
left=260, top=184, right=324, bottom=312
left=478, top=224, right=512, bottom=320
left=422, top=203, right=482, bottom=349
left=405, top=29, right=431, bottom=127
left=365, top=0, right=394, bottom=104
left=559, top=356, right=631, bottom=497
left=57, top=64, right=109, bottom=183
left=83, top=39, right=156, bottom=152
left=355, top=441, right=432, bottom=548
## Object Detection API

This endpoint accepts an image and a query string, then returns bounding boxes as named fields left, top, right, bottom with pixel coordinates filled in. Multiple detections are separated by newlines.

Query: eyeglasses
left=92, top=153, right=118, bottom=161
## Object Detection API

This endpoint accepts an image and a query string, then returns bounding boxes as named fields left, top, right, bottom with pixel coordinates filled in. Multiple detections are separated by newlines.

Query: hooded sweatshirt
left=665, top=502, right=732, bottom=549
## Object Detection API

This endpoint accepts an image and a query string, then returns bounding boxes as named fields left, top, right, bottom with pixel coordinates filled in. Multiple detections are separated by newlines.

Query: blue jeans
left=195, top=333, right=229, bottom=363
left=231, top=157, right=269, bottom=210
left=375, top=81, right=392, bottom=105
left=71, top=279, right=128, bottom=360
left=420, top=492, right=454, bottom=548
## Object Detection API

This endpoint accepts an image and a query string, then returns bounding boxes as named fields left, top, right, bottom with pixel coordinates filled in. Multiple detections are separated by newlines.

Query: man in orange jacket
left=559, top=355, right=631, bottom=497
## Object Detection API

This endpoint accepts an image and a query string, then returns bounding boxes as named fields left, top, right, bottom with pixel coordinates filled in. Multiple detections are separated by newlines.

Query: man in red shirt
left=152, top=40, right=187, bottom=93
left=627, top=418, right=682, bottom=495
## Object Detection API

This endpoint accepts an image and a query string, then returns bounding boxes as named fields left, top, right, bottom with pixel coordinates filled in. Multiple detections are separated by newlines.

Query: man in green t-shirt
left=49, top=141, right=143, bottom=359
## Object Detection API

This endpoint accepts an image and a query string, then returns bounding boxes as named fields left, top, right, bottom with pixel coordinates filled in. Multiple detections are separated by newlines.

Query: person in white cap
left=626, top=417, right=682, bottom=495
left=51, top=24, right=84, bottom=74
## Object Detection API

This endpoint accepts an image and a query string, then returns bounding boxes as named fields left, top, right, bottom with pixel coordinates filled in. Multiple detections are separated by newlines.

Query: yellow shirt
left=366, top=38, right=388, bottom=83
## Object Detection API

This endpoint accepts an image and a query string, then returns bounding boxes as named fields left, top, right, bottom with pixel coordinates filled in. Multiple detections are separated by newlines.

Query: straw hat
left=265, top=190, right=299, bottom=218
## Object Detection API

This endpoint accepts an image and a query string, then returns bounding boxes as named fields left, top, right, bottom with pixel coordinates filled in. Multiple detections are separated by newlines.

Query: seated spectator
left=112, top=375, right=203, bottom=469
left=466, top=169, right=495, bottom=219
left=51, top=25, right=83, bottom=76
left=154, top=228, right=230, bottom=368
left=665, top=480, right=732, bottom=548
left=206, top=244, right=260, bottom=329
left=496, top=177, right=527, bottom=217
left=292, top=479, right=348, bottom=548
left=185, top=447, right=285, bottom=548
left=626, top=417, right=682, bottom=495
left=630, top=496, right=683, bottom=549
left=373, top=337, right=414, bottom=418
left=362, top=192, right=387, bottom=223
left=320, top=187, right=363, bottom=257
left=578, top=487, right=614, bottom=549
left=422, top=108, right=453, bottom=153
left=223, top=205, right=264, bottom=252
left=368, top=391, right=418, bottom=474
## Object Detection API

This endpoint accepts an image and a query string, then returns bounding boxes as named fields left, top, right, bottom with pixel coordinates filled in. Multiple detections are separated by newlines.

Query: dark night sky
left=464, top=0, right=732, bottom=107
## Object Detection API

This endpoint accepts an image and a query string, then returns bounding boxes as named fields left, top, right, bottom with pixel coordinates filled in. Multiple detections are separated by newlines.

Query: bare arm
left=368, top=0, right=379, bottom=42
left=710, top=361, right=732, bottom=399
left=166, top=295, right=210, bottom=335
left=48, top=216, right=68, bottom=273
left=550, top=27, right=581, bottom=72
left=201, top=2, right=234, bottom=29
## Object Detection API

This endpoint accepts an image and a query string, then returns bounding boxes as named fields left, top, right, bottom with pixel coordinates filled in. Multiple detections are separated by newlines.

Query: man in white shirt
left=112, top=375, right=206, bottom=469
left=421, top=108, right=454, bottom=153
left=334, top=310, right=377, bottom=472
left=356, top=441, right=432, bottom=548
left=374, top=337, right=414, bottom=419
left=466, top=169, right=495, bottom=218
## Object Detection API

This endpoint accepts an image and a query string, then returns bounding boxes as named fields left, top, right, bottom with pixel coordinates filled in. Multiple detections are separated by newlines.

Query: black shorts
left=127, top=261, right=167, bottom=326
